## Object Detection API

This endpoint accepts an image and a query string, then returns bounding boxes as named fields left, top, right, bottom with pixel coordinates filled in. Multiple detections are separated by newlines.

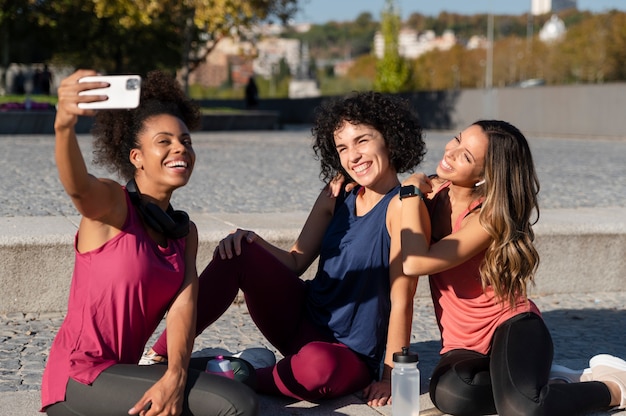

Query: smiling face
left=334, top=121, right=397, bottom=192
left=437, top=124, right=488, bottom=187
left=129, top=113, right=195, bottom=195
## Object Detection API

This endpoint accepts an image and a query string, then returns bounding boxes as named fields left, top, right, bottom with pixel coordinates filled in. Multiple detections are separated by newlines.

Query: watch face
left=400, top=185, right=420, bottom=200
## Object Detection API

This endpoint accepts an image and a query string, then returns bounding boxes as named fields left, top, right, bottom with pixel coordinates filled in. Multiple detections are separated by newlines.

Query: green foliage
left=284, top=12, right=378, bottom=60
left=374, top=0, right=411, bottom=93
left=0, top=95, right=57, bottom=104
left=0, top=0, right=298, bottom=76
left=318, top=74, right=374, bottom=95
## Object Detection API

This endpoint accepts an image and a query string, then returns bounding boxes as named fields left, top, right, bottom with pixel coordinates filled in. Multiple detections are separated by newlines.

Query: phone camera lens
left=126, top=78, right=140, bottom=90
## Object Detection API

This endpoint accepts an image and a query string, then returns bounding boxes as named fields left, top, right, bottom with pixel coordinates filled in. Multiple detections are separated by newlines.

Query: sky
left=293, top=0, right=626, bottom=23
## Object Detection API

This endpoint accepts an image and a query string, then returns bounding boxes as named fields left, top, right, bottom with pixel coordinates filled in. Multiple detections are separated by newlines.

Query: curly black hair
left=91, top=70, right=201, bottom=181
left=311, top=91, right=426, bottom=183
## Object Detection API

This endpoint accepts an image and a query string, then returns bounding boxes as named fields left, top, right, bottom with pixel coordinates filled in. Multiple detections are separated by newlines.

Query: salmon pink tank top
left=41, top=189, right=186, bottom=410
left=428, top=182, right=540, bottom=355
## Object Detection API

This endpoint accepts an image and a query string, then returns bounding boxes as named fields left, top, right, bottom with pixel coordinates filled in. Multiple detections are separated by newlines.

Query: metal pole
left=484, top=2, right=495, bottom=118
left=486, top=11, right=494, bottom=89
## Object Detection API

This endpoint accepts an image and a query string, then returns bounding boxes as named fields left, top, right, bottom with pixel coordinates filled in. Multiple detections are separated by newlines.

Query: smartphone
left=78, top=75, right=141, bottom=109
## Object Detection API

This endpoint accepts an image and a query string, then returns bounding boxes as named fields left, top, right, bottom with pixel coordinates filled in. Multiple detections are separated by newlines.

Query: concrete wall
left=0, top=111, right=280, bottom=135
left=3, top=83, right=626, bottom=137
left=2, top=208, right=626, bottom=313
left=201, top=83, right=626, bottom=138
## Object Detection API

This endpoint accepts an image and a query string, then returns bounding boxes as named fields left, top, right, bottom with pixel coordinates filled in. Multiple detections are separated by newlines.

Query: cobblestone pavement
left=1, top=128, right=626, bottom=217
left=2, top=291, right=626, bottom=400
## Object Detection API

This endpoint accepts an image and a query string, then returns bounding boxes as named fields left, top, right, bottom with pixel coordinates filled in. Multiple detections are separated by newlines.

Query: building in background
left=532, top=0, right=577, bottom=15
left=374, top=29, right=456, bottom=59
left=539, top=14, right=567, bottom=42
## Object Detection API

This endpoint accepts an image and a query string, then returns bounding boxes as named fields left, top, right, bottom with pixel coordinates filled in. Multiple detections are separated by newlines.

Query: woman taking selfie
left=41, top=69, right=257, bottom=416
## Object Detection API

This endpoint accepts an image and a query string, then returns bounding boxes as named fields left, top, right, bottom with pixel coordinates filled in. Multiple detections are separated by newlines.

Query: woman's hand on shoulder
left=401, top=173, right=433, bottom=197
left=325, top=172, right=356, bottom=198
left=214, top=228, right=258, bottom=260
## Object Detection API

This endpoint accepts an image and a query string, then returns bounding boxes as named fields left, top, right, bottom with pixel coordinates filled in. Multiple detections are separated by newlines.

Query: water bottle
left=205, top=355, right=235, bottom=379
left=392, top=346, right=420, bottom=416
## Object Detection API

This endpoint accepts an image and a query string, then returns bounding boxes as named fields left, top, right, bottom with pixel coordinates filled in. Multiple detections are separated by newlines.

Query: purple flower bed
left=0, top=101, right=55, bottom=111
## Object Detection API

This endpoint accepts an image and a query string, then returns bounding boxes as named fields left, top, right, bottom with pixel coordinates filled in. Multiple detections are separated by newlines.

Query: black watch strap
left=399, top=185, right=424, bottom=200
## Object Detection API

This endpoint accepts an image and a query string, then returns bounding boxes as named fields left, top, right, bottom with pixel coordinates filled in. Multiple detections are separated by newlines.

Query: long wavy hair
left=474, top=120, right=541, bottom=307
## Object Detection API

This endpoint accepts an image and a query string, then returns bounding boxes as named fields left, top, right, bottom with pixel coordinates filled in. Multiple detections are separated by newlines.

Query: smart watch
left=399, top=185, right=424, bottom=200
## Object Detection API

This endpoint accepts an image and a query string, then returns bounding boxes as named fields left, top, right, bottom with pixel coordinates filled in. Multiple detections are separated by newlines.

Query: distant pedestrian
left=245, top=76, right=259, bottom=109
left=12, top=70, right=25, bottom=95
left=40, top=64, right=53, bottom=95
left=33, top=69, right=42, bottom=95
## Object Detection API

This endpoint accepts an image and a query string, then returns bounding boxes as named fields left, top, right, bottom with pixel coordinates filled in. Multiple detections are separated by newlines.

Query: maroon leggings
left=152, top=242, right=372, bottom=401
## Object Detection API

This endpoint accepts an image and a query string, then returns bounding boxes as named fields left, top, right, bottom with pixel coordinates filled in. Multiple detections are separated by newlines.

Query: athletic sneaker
left=139, top=350, right=167, bottom=365
left=197, top=347, right=276, bottom=369
left=549, top=363, right=591, bottom=383
left=233, top=347, right=276, bottom=369
left=587, top=354, right=626, bottom=409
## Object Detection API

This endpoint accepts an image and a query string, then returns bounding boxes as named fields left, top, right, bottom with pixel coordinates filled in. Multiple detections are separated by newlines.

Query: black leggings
left=45, top=358, right=257, bottom=416
left=429, top=313, right=612, bottom=416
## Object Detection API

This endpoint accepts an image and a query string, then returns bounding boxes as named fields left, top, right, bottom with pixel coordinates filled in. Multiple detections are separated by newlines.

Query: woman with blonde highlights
left=400, top=120, right=626, bottom=415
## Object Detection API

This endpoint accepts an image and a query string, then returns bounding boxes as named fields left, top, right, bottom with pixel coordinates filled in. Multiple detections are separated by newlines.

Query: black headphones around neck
left=126, top=179, right=190, bottom=239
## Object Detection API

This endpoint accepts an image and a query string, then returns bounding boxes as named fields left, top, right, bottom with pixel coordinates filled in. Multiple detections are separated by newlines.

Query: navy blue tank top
left=306, top=185, right=399, bottom=374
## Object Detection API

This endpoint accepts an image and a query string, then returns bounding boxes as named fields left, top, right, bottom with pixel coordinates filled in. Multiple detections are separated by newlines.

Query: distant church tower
left=531, top=0, right=577, bottom=15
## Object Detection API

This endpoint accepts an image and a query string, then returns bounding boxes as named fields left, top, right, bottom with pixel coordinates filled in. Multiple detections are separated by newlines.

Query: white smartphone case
left=78, top=75, right=141, bottom=109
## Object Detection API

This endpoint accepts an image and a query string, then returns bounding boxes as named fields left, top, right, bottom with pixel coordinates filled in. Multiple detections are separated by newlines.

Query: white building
left=374, top=29, right=456, bottom=59
left=252, top=37, right=301, bottom=79
left=532, top=0, right=577, bottom=15
left=539, top=14, right=567, bottom=42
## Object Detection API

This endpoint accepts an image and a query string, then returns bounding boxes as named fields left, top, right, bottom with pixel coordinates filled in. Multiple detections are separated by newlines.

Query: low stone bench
left=1, top=208, right=625, bottom=313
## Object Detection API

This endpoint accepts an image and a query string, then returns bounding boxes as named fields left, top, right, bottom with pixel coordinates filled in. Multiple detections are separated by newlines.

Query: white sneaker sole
left=589, top=354, right=626, bottom=372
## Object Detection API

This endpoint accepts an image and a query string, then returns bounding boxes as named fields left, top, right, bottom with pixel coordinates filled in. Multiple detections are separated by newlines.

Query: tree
left=374, top=0, right=410, bottom=93
left=0, top=0, right=56, bottom=92
left=27, top=0, right=299, bottom=88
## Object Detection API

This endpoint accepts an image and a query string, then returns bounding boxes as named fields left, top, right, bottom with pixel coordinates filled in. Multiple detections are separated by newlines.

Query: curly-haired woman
left=400, top=120, right=626, bottom=415
left=41, top=69, right=257, bottom=416
left=145, top=91, right=427, bottom=405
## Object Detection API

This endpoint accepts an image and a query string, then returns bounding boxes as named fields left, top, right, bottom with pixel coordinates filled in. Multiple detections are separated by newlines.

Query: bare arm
left=364, top=195, right=420, bottom=407
left=215, top=187, right=336, bottom=276
left=129, top=222, right=199, bottom=416
left=400, top=177, right=491, bottom=277
left=55, top=70, right=132, bottom=253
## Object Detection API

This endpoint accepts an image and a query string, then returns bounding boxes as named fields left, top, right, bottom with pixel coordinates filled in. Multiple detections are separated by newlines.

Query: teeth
left=353, top=163, right=369, bottom=173
left=441, top=159, right=452, bottom=170
left=166, top=161, right=187, bottom=168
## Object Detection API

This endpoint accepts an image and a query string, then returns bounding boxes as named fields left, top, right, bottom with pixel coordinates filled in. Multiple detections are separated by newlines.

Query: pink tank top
left=41, top=190, right=186, bottom=410
left=428, top=182, right=540, bottom=355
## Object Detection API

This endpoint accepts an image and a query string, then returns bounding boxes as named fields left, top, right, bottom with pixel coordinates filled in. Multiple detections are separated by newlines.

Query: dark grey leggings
left=429, top=313, right=612, bottom=416
left=45, top=358, right=257, bottom=416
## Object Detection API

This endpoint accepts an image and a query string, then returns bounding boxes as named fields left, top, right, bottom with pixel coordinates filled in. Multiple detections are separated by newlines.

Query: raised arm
left=54, top=70, right=124, bottom=222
